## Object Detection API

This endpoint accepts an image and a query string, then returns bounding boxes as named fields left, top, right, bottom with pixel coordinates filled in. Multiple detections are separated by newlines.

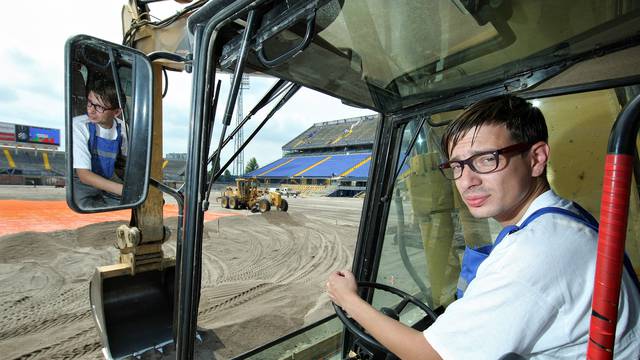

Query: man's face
left=86, top=91, right=120, bottom=128
left=448, top=124, right=537, bottom=224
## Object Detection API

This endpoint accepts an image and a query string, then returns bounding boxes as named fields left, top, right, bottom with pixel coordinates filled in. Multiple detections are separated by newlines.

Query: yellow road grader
left=219, top=177, right=288, bottom=212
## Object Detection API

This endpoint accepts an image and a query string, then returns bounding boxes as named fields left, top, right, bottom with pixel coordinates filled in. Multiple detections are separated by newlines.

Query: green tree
left=245, top=157, right=259, bottom=174
left=223, top=169, right=232, bottom=182
left=208, top=160, right=221, bottom=180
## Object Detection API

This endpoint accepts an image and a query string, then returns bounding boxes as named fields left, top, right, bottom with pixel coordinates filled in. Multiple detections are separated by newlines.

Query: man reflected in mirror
left=72, top=78, right=128, bottom=208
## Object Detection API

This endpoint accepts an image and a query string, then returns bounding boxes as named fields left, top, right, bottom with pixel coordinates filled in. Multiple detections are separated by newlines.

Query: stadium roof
left=282, top=114, right=379, bottom=152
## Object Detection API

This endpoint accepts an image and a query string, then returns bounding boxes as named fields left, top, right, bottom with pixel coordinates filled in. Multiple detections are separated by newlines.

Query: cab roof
left=212, top=0, right=640, bottom=113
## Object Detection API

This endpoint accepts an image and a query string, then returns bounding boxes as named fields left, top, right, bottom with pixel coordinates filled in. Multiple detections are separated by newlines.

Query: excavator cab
left=185, top=1, right=640, bottom=358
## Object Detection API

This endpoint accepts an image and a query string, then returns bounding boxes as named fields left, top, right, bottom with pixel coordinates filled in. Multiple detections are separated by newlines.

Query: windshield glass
left=376, top=114, right=495, bottom=310
left=254, top=0, right=640, bottom=112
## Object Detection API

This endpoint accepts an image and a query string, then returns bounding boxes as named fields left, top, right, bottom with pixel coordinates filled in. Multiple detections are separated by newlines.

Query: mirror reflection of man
left=326, top=95, right=640, bottom=359
left=72, top=78, right=128, bottom=208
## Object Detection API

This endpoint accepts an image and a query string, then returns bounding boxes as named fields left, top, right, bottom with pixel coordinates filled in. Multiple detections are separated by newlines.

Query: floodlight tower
left=232, top=74, right=250, bottom=176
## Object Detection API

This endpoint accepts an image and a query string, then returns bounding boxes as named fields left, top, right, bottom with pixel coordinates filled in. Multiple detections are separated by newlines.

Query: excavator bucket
left=89, top=263, right=176, bottom=359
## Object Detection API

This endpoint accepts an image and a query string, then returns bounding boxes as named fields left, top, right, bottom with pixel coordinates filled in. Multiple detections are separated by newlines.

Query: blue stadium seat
left=300, top=153, right=370, bottom=177
left=250, top=153, right=373, bottom=179
left=346, top=159, right=371, bottom=179
left=265, top=156, right=327, bottom=177
left=246, top=157, right=293, bottom=177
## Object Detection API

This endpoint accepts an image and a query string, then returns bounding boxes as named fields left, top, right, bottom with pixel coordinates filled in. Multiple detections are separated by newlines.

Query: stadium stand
left=163, top=153, right=187, bottom=186
left=282, top=114, right=378, bottom=154
left=246, top=153, right=373, bottom=180
left=342, top=156, right=371, bottom=178
left=296, top=153, right=370, bottom=178
left=47, top=151, right=67, bottom=175
left=162, top=159, right=186, bottom=182
left=0, top=147, right=66, bottom=185
left=252, top=157, right=296, bottom=177
left=247, top=114, right=379, bottom=197
left=0, top=145, right=186, bottom=186
left=254, top=155, right=327, bottom=178
left=0, top=112, right=378, bottom=197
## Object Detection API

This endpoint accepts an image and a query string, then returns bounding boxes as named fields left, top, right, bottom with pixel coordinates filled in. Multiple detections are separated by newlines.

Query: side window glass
left=374, top=115, right=500, bottom=314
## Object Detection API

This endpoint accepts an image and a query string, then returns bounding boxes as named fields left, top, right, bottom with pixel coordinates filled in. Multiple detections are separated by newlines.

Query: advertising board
left=0, top=122, right=16, bottom=142
left=27, top=126, right=60, bottom=145
left=15, top=125, right=60, bottom=146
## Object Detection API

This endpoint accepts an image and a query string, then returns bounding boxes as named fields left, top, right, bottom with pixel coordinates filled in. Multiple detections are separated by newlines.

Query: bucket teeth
left=196, top=331, right=203, bottom=343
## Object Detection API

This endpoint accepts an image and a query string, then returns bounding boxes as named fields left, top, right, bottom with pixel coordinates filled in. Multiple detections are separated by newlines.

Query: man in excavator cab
left=327, top=95, right=640, bottom=359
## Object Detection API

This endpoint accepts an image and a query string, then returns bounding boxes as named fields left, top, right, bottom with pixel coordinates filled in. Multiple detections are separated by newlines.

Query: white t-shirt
left=424, top=190, right=640, bottom=359
left=72, top=114, right=128, bottom=170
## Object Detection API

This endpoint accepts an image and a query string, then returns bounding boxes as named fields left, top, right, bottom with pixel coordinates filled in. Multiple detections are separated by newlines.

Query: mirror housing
left=65, top=35, right=153, bottom=213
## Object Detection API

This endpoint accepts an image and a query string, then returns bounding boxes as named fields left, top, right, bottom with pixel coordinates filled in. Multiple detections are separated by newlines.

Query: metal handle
left=256, top=11, right=316, bottom=69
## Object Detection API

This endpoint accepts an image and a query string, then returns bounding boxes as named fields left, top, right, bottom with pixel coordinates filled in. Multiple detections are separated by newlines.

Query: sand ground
left=0, top=186, right=362, bottom=359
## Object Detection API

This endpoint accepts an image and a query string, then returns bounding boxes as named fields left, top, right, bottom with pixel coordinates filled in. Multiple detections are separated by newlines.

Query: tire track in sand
left=197, top=212, right=352, bottom=317
left=1, top=197, right=361, bottom=359
left=10, top=328, right=101, bottom=360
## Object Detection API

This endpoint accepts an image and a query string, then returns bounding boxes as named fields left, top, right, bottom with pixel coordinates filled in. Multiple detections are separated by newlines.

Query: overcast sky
left=0, top=1, right=374, bottom=172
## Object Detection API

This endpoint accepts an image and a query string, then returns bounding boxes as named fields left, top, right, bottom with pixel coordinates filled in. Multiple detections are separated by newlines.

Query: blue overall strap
left=88, top=122, right=122, bottom=179
left=457, top=225, right=518, bottom=298
left=457, top=204, right=639, bottom=298
left=456, top=243, right=494, bottom=299
left=457, top=208, right=578, bottom=298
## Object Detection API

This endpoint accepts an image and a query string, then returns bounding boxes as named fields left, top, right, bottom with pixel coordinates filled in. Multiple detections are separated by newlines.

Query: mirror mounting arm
left=150, top=177, right=183, bottom=207
left=149, top=176, right=185, bottom=344
left=148, top=178, right=184, bottom=249
left=148, top=51, right=193, bottom=73
left=149, top=177, right=184, bottom=245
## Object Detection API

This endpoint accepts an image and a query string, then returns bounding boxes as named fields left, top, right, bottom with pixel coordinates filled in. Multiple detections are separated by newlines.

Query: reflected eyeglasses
left=87, top=99, right=115, bottom=114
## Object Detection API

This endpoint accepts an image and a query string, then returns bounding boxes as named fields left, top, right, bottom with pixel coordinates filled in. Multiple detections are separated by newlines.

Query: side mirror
left=65, top=35, right=153, bottom=213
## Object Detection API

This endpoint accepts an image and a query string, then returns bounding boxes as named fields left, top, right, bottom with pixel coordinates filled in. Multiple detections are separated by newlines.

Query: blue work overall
left=88, top=122, right=122, bottom=179
left=457, top=204, right=640, bottom=299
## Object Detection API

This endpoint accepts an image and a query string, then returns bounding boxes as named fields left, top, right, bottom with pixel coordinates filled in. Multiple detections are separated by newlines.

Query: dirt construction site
left=0, top=185, right=363, bottom=359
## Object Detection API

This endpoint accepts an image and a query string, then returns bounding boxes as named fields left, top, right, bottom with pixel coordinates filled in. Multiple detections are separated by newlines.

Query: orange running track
left=0, top=200, right=237, bottom=237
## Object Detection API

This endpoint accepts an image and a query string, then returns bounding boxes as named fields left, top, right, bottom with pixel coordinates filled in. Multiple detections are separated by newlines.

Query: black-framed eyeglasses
left=87, top=99, right=116, bottom=114
left=438, top=142, right=533, bottom=180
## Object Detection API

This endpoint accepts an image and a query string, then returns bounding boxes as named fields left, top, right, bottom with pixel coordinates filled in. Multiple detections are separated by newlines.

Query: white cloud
left=0, top=1, right=124, bottom=141
left=0, top=1, right=375, bottom=171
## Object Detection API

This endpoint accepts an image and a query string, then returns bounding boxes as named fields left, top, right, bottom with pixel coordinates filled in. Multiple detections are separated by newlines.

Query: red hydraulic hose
left=587, top=94, right=640, bottom=359
left=587, top=155, right=633, bottom=359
